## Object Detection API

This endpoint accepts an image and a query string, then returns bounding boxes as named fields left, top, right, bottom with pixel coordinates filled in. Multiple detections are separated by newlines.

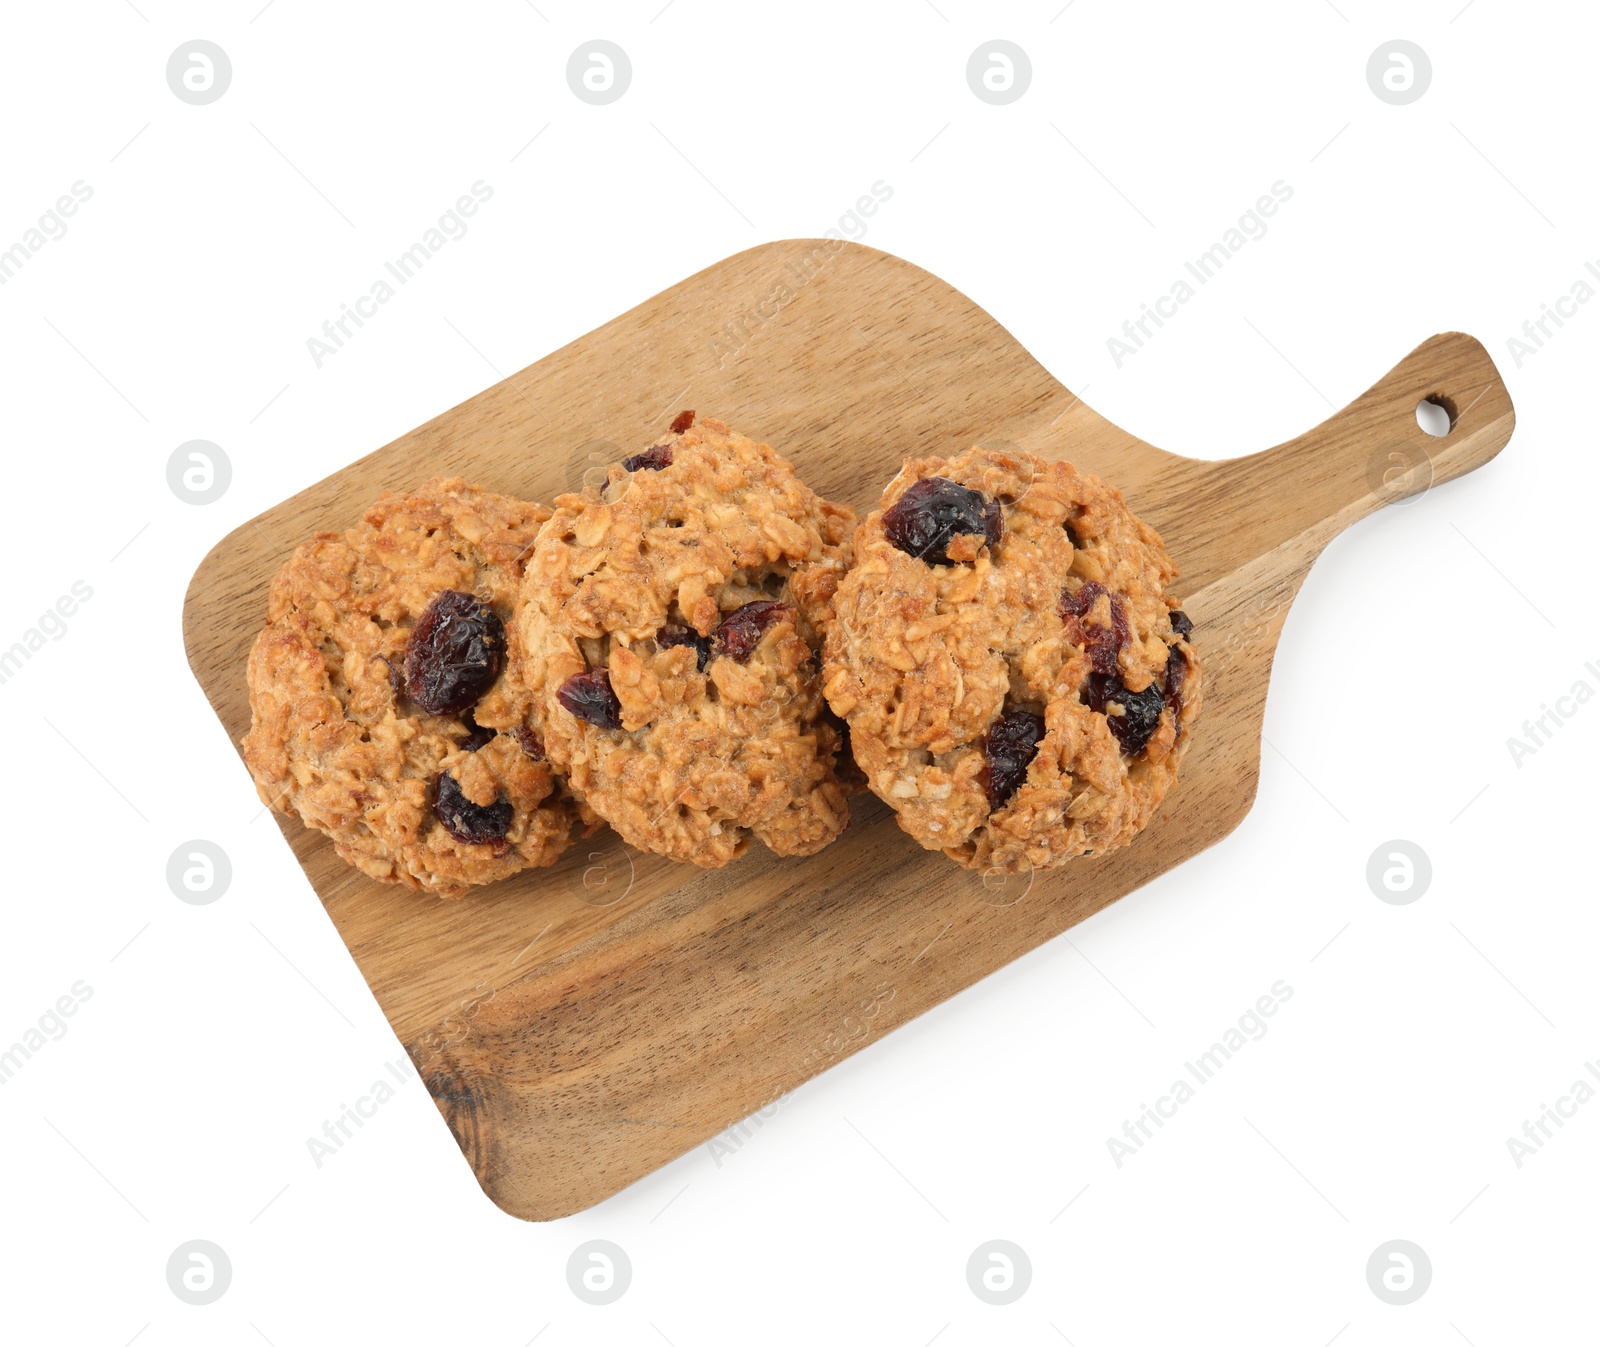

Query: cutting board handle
left=1194, top=330, right=1516, bottom=572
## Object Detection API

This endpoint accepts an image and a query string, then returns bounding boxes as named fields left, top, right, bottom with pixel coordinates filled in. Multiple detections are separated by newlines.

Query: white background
left=1, top=1, right=1595, bottom=1342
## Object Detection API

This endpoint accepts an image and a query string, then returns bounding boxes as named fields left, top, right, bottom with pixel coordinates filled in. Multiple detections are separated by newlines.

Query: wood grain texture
left=182, top=240, right=1516, bottom=1220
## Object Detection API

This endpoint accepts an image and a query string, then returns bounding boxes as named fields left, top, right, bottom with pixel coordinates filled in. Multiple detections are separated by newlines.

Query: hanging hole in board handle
left=1415, top=395, right=1455, bottom=438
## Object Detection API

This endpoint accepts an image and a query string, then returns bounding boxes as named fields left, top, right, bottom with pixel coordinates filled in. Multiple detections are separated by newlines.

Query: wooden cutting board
left=182, top=240, right=1515, bottom=1220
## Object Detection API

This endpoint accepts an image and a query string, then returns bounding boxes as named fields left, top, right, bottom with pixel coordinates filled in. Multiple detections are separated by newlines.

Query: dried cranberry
left=1163, top=643, right=1186, bottom=729
left=882, top=477, right=1002, bottom=565
left=434, top=772, right=513, bottom=845
left=669, top=409, right=695, bottom=434
left=457, top=711, right=495, bottom=752
left=1060, top=581, right=1130, bottom=675
left=1169, top=609, right=1193, bottom=638
left=713, top=601, right=789, bottom=662
left=656, top=622, right=712, bottom=671
left=1085, top=673, right=1165, bottom=756
left=981, top=710, right=1046, bottom=811
left=512, top=726, right=545, bottom=760
left=713, top=601, right=790, bottom=662
left=556, top=670, right=623, bottom=729
left=622, top=443, right=673, bottom=473
left=403, top=591, right=506, bottom=717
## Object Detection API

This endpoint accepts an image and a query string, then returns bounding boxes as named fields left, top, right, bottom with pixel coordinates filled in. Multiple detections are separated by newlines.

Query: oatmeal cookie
left=242, top=477, right=583, bottom=899
left=823, top=447, right=1201, bottom=874
left=516, top=413, right=857, bottom=867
